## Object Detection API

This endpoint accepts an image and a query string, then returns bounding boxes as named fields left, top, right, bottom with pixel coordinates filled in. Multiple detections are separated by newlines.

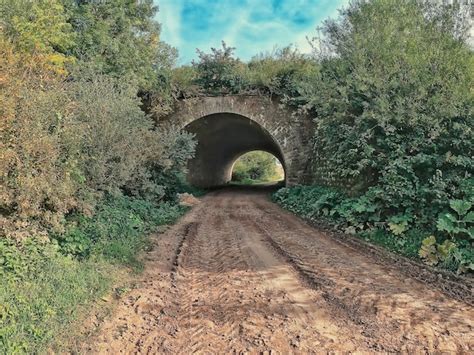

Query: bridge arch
left=158, top=95, right=312, bottom=188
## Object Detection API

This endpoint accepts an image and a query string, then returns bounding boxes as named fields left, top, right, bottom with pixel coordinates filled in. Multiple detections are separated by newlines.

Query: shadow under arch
left=184, top=112, right=287, bottom=188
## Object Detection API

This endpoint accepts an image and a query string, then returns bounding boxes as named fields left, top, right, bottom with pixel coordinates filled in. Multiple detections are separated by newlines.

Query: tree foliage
left=62, top=0, right=172, bottom=90
left=0, top=0, right=196, bottom=237
left=0, top=0, right=75, bottom=73
left=305, top=0, right=473, bottom=229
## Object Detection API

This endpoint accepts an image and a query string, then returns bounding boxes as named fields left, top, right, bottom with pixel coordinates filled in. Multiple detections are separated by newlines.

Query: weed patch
left=274, top=186, right=473, bottom=274
left=0, top=196, right=187, bottom=353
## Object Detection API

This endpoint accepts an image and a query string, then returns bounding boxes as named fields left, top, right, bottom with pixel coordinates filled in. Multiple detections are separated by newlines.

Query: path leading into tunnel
left=89, top=188, right=473, bottom=353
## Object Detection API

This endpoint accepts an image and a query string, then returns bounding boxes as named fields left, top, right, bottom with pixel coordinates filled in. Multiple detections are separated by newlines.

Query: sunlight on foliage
left=232, top=151, right=284, bottom=184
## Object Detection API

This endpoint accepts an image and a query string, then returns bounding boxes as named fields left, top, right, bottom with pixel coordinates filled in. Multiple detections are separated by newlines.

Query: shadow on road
left=207, top=180, right=285, bottom=194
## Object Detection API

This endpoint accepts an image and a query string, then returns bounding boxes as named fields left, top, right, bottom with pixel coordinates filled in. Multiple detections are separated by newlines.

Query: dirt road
left=90, top=187, right=473, bottom=353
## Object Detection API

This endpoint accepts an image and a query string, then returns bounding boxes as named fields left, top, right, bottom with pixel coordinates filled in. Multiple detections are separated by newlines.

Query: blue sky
left=155, top=0, right=349, bottom=64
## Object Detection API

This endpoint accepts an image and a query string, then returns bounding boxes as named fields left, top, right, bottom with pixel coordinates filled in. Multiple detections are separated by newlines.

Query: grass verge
left=0, top=195, right=187, bottom=353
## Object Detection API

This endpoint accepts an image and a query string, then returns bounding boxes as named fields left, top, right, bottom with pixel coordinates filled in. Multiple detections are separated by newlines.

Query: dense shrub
left=174, top=43, right=318, bottom=102
left=140, top=128, right=197, bottom=201
left=0, top=63, right=193, bottom=237
left=0, top=47, right=78, bottom=237
left=169, top=66, right=201, bottom=99
left=1, top=26, right=195, bottom=237
left=304, top=0, right=473, bottom=209
left=192, top=41, right=248, bottom=95
left=65, top=71, right=163, bottom=197
left=245, top=46, right=319, bottom=101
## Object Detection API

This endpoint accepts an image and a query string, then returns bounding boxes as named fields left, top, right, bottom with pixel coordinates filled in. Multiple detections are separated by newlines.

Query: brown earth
left=87, top=187, right=474, bottom=354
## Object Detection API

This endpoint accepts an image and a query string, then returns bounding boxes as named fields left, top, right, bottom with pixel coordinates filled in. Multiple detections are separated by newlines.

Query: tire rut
left=250, top=194, right=474, bottom=352
left=88, top=187, right=474, bottom=354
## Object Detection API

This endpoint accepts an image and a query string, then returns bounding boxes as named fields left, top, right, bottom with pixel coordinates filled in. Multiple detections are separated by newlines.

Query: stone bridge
left=158, top=95, right=313, bottom=188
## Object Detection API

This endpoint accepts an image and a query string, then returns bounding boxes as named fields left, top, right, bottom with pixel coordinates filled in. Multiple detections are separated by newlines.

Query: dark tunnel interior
left=184, top=113, right=286, bottom=187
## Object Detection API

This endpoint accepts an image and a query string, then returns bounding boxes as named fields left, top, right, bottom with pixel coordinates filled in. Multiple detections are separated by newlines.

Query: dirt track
left=90, top=187, right=474, bottom=353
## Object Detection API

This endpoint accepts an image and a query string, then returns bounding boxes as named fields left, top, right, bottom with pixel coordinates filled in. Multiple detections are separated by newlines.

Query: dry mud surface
left=89, top=187, right=474, bottom=354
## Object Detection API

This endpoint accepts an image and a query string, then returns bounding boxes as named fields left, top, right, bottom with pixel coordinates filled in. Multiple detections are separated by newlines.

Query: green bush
left=246, top=46, right=319, bottom=101
left=192, top=41, right=248, bottom=95
left=141, top=128, right=198, bottom=201
left=177, top=44, right=318, bottom=101
left=55, top=195, right=186, bottom=268
left=170, top=66, right=201, bottom=99
left=274, top=185, right=473, bottom=274
left=303, top=0, right=473, bottom=217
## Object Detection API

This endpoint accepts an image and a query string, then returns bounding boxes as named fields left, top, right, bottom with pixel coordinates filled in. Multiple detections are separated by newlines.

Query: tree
left=62, top=0, right=167, bottom=90
left=0, top=0, right=74, bottom=73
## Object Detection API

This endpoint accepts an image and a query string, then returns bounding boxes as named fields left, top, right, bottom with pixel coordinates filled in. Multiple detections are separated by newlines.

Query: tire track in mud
left=246, top=217, right=401, bottom=352
left=226, top=208, right=370, bottom=352
left=171, top=192, right=259, bottom=353
left=89, top=187, right=474, bottom=354
left=253, top=198, right=474, bottom=305
left=166, top=192, right=368, bottom=353
left=248, top=193, right=474, bottom=352
left=171, top=221, right=200, bottom=280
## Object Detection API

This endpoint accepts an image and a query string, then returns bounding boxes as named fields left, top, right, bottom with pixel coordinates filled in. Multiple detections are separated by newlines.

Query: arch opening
left=231, top=151, right=285, bottom=186
left=184, top=113, right=286, bottom=188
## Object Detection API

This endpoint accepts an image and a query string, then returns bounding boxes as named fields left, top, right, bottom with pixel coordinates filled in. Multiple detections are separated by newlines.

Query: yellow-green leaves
left=388, top=221, right=408, bottom=236
left=10, top=0, right=73, bottom=51
left=1, top=0, right=74, bottom=73
left=419, top=236, right=456, bottom=266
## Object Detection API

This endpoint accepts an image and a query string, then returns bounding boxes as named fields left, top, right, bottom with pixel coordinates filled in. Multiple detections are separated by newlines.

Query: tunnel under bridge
left=157, top=95, right=313, bottom=188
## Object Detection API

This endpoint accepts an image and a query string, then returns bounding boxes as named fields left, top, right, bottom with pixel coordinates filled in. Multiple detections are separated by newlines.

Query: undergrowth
left=0, top=195, right=187, bottom=353
left=273, top=185, right=473, bottom=275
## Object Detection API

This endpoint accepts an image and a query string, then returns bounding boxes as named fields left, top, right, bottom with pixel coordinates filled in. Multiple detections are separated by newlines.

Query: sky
left=155, top=0, right=349, bottom=64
